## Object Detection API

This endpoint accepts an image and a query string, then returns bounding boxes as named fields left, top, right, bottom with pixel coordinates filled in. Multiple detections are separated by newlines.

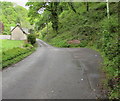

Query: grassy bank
left=1, top=39, right=36, bottom=69
left=1, top=39, right=24, bottom=52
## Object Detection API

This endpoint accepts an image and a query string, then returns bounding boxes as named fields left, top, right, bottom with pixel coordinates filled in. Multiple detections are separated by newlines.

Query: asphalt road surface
left=2, top=39, right=103, bottom=99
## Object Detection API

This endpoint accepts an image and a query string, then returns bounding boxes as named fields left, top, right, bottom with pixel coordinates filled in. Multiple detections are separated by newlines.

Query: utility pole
left=106, top=0, right=110, bottom=19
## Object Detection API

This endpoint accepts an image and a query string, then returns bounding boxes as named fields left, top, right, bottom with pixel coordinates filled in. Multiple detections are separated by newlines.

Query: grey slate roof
left=11, top=25, right=28, bottom=34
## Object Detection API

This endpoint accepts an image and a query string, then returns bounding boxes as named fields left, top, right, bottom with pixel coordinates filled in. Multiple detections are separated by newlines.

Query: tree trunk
left=86, top=2, right=89, bottom=12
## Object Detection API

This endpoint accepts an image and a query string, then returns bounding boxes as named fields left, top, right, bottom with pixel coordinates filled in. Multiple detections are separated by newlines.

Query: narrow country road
left=2, top=39, right=103, bottom=99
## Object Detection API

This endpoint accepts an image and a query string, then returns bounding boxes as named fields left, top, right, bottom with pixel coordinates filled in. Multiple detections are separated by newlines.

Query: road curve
left=2, top=39, right=103, bottom=99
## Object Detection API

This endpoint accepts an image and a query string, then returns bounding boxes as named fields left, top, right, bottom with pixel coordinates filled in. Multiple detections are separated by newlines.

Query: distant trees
left=0, top=1, right=32, bottom=34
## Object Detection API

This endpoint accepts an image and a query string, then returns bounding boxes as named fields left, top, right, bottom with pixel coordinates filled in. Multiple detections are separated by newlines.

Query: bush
left=27, top=34, right=36, bottom=45
left=23, top=43, right=33, bottom=48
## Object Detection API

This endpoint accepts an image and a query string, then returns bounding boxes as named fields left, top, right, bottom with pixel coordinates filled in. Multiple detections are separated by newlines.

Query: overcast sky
left=0, top=0, right=29, bottom=9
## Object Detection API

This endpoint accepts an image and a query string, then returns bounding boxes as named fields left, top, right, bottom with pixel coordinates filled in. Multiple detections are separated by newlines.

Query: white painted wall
left=11, top=26, right=27, bottom=40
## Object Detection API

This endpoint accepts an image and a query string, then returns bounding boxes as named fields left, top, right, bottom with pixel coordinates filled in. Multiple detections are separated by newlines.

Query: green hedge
left=27, top=34, right=36, bottom=45
left=1, top=47, right=35, bottom=69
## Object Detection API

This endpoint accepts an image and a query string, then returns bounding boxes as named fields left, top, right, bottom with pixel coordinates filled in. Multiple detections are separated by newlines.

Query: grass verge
left=1, top=39, right=24, bottom=52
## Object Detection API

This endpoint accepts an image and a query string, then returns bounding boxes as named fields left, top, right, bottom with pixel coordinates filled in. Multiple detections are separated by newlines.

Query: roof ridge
left=11, top=25, right=27, bottom=35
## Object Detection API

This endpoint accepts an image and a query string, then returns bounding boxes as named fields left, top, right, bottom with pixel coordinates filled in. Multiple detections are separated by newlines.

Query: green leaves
left=27, top=2, right=78, bottom=34
left=27, top=34, right=36, bottom=45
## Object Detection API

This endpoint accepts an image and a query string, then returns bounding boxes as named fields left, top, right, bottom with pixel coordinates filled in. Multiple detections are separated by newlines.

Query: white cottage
left=11, top=24, right=29, bottom=40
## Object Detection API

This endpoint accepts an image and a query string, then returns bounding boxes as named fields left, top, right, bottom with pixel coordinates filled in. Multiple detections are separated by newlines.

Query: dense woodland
left=0, top=2, right=32, bottom=34
left=1, top=1, right=119, bottom=99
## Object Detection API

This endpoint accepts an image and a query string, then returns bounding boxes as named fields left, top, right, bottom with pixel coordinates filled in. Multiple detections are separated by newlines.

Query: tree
left=26, top=2, right=60, bottom=33
left=26, top=2, right=77, bottom=34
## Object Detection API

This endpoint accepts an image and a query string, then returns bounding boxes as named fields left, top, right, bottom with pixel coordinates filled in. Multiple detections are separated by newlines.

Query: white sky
left=0, top=0, right=29, bottom=9
left=0, top=0, right=119, bottom=9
